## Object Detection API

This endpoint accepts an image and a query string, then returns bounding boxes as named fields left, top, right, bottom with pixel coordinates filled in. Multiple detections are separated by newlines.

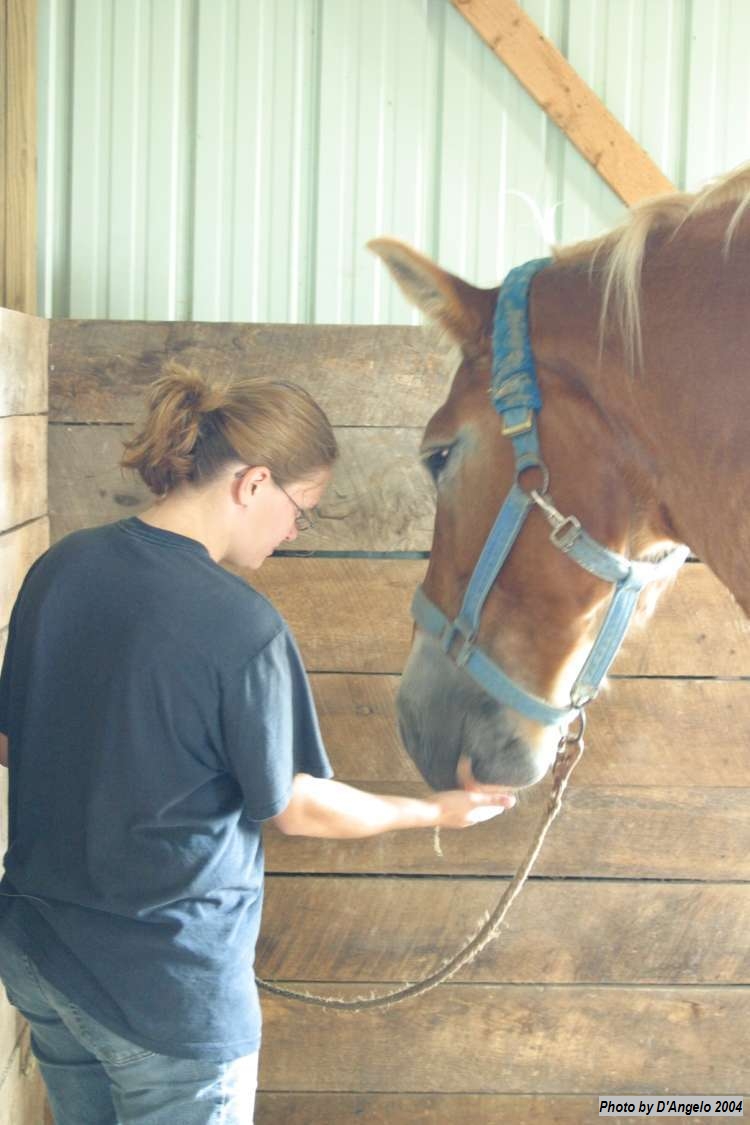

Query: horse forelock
left=552, top=162, right=750, bottom=371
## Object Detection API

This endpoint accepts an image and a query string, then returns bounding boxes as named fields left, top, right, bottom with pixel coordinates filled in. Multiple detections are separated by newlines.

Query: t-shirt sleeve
left=220, top=627, right=333, bottom=821
left=0, top=602, right=18, bottom=736
left=0, top=551, right=48, bottom=736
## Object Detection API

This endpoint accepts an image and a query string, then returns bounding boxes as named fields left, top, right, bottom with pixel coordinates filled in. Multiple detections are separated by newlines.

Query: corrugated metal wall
left=37, top=0, right=750, bottom=323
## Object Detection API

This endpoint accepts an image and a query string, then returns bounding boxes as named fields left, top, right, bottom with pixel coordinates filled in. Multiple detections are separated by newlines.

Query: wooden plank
left=0, top=987, right=24, bottom=1085
left=0, top=517, right=48, bottom=628
left=0, top=2, right=5, bottom=294
left=243, top=559, right=750, bottom=678
left=0, top=415, right=46, bottom=531
left=259, top=878, right=750, bottom=985
left=0, top=307, right=48, bottom=417
left=449, top=0, right=673, bottom=206
left=0, top=1048, right=49, bottom=1125
left=255, top=1094, right=659, bottom=1125
left=47, top=320, right=453, bottom=426
left=48, top=423, right=436, bottom=550
left=265, top=785, right=750, bottom=880
left=258, top=984, right=749, bottom=1092
left=48, top=423, right=147, bottom=542
left=3, top=0, right=36, bottom=313
left=311, top=675, right=750, bottom=788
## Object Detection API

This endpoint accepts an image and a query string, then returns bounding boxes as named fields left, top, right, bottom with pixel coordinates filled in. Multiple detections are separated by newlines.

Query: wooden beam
left=1, top=0, right=37, bottom=312
left=449, top=0, right=674, bottom=206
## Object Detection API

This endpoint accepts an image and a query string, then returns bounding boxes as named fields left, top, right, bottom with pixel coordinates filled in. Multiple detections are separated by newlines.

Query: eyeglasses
left=274, top=480, right=315, bottom=532
left=234, top=468, right=315, bottom=532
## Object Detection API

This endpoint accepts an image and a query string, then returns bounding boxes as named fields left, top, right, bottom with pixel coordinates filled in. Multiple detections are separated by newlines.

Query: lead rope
left=255, top=713, right=586, bottom=1011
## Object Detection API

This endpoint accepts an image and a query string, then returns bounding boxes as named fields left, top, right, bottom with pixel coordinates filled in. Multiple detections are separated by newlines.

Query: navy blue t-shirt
left=0, top=517, right=332, bottom=1060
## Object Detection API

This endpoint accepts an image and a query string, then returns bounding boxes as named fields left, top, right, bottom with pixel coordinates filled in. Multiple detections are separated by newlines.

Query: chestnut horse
left=370, top=165, right=750, bottom=793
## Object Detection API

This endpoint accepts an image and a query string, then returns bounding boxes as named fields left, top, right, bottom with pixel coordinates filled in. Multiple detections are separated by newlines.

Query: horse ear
left=367, top=237, right=495, bottom=351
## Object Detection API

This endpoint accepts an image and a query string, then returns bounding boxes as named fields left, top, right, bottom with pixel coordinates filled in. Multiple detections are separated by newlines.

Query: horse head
left=369, top=238, right=685, bottom=793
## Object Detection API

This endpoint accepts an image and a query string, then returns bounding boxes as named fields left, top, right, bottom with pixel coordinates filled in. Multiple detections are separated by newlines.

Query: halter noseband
left=411, top=258, right=688, bottom=729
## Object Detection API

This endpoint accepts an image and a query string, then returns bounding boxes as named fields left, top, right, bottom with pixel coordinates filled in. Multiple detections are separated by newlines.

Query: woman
left=0, top=365, right=514, bottom=1124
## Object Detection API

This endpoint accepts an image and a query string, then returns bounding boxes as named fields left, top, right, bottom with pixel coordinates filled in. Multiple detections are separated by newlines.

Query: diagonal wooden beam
left=450, top=0, right=674, bottom=206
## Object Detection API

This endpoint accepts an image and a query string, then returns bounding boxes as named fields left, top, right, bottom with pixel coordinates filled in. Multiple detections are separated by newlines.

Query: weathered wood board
left=48, top=423, right=436, bottom=550
left=0, top=515, right=48, bottom=629
left=258, top=878, right=750, bottom=984
left=254, top=1093, right=671, bottom=1125
left=258, top=984, right=748, bottom=1092
left=0, top=307, right=47, bottom=416
left=265, top=785, right=749, bottom=880
left=244, top=559, right=750, bottom=678
left=0, top=300, right=49, bottom=1115
left=48, top=320, right=453, bottom=426
left=0, top=414, right=47, bottom=530
left=310, top=674, right=750, bottom=787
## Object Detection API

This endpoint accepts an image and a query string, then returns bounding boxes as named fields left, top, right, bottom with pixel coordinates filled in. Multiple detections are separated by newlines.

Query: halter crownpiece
left=411, top=258, right=689, bottom=728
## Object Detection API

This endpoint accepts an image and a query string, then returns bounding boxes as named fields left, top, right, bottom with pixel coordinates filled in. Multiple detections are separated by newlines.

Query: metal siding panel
left=314, top=0, right=359, bottom=323
left=144, top=0, right=196, bottom=321
left=724, top=0, right=750, bottom=173
left=228, top=0, right=316, bottom=324
left=37, top=0, right=74, bottom=318
left=230, top=0, right=267, bottom=322
left=36, top=0, right=750, bottom=324
left=108, top=0, right=149, bottom=318
left=191, top=0, right=237, bottom=320
left=67, top=0, right=115, bottom=317
left=686, top=0, right=750, bottom=188
left=354, top=0, right=445, bottom=326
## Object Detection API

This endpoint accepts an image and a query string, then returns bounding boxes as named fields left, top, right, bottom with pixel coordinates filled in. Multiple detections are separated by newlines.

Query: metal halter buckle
left=501, top=409, right=534, bottom=437
left=529, top=489, right=582, bottom=552
left=550, top=514, right=582, bottom=552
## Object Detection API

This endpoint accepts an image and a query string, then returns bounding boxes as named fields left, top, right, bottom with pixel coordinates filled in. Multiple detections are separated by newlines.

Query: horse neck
left=533, top=252, right=750, bottom=614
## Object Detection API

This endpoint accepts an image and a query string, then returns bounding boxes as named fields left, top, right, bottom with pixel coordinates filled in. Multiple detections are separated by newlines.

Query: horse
left=369, top=164, right=750, bottom=794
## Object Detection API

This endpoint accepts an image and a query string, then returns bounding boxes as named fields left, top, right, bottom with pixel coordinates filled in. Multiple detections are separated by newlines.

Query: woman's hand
left=429, top=788, right=515, bottom=829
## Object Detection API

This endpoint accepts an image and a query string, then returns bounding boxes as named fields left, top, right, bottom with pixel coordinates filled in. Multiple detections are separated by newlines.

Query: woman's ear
left=234, top=465, right=270, bottom=508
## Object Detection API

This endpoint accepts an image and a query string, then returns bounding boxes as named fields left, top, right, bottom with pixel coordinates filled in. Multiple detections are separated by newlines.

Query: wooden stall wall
left=49, top=321, right=750, bottom=1123
left=0, top=307, right=50, bottom=1122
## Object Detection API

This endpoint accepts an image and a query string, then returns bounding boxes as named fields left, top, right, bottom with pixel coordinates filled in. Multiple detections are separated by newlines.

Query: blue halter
left=411, top=258, right=688, bottom=728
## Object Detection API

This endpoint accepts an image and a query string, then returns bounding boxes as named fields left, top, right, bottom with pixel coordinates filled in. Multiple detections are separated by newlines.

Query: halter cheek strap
left=411, top=258, right=689, bottom=727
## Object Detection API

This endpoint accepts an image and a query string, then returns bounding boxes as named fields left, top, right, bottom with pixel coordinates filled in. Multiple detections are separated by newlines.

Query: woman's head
left=121, top=363, right=338, bottom=567
left=122, top=362, right=337, bottom=494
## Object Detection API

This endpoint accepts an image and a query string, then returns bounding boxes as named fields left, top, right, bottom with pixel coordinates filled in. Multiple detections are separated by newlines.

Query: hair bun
left=167, top=364, right=228, bottom=416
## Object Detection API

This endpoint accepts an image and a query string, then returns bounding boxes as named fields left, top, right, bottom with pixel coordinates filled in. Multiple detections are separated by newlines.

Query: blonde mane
left=553, top=163, right=750, bottom=370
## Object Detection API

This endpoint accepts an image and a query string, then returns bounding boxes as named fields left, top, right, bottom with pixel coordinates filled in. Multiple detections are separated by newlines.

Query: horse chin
left=396, top=633, right=559, bottom=792
left=461, top=720, right=559, bottom=792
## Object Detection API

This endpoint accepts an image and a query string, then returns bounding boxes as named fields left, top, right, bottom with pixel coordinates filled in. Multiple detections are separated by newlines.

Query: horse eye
left=422, top=446, right=453, bottom=482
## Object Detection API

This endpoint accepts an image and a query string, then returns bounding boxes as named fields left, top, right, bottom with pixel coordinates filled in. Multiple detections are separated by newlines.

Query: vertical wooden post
left=0, top=11, right=45, bottom=1116
left=1, top=0, right=37, bottom=313
left=0, top=306, right=49, bottom=1125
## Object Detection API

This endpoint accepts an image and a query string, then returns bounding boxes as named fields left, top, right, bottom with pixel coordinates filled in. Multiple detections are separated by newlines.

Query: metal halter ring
left=515, top=458, right=550, bottom=497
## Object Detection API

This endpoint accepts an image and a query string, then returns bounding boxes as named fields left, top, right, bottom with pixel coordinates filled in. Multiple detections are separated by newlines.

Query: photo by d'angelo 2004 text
left=599, top=1096, right=744, bottom=1117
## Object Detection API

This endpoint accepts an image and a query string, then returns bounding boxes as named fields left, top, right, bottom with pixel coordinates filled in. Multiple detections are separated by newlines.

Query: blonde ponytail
left=121, top=362, right=337, bottom=495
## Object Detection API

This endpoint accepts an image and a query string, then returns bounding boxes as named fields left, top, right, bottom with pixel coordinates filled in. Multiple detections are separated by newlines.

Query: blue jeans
left=0, top=926, right=258, bottom=1124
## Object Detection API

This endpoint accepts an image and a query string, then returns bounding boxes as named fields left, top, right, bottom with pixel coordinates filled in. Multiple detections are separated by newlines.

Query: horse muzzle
left=396, top=633, right=557, bottom=791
